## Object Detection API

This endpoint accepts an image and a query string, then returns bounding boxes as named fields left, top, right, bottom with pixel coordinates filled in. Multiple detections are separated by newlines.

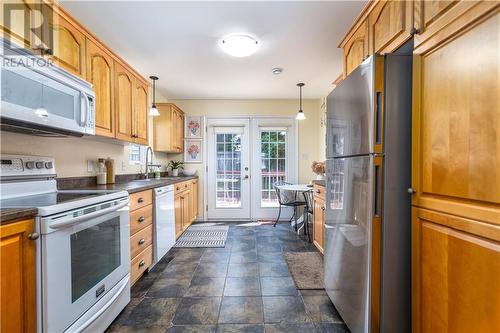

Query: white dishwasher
left=153, top=185, right=176, bottom=266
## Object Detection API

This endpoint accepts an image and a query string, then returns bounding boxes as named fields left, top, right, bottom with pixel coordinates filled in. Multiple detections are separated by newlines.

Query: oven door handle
left=49, top=199, right=129, bottom=229
left=72, top=276, right=129, bottom=333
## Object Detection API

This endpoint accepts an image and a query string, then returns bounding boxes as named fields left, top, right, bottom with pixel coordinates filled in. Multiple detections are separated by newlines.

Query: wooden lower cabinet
left=312, top=184, right=326, bottom=253
left=412, top=207, right=500, bottom=333
left=174, top=180, right=199, bottom=239
left=0, top=219, right=36, bottom=333
left=129, top=189, right=153, bottom=286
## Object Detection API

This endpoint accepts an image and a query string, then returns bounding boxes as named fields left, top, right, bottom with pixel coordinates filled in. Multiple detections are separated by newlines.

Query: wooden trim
left=411, top=206, right=421, bottom=333
left=332, top=73, right=344, bottom=85
left=338, top=0, right=378, bottom=48
left=373, top=55, right=384, bottom=154
left=371, top=155, right=383, bottom=333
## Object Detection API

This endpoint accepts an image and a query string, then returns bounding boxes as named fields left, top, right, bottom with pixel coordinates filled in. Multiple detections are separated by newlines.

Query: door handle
left=407, top=188, right=416, bottom=195
left=243, top=175, right=249, bottom=179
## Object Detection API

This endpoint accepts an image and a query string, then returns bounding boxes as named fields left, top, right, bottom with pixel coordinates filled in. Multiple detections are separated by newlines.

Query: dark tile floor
left=107, top=221, right=349, bottom=333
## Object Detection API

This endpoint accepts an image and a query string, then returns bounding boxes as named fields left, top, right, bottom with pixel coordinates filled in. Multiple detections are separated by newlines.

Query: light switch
left=87, top=160, right=94, bottom=173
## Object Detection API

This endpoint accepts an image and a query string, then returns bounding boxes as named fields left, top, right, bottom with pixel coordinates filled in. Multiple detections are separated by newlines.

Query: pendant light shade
left=149, top=76, right=160, bottom=117
left=295, top=83, right=306, bottom=120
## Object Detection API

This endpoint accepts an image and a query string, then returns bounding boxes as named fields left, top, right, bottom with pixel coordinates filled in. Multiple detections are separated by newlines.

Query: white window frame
left=128, top=144, right=147, bottom=165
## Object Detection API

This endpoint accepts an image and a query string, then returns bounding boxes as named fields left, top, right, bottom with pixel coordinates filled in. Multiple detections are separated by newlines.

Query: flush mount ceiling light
left=149, top=76, right=160, bottom=117
left=296, top=83, right=306, bottom=120
left=220, top=34, right=259, bottom=57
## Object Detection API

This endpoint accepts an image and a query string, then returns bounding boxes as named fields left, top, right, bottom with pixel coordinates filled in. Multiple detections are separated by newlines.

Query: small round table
left=275, top=184, right=313, bottom=237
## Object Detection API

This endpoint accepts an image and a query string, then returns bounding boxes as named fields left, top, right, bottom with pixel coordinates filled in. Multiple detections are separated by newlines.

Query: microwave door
left=1, top=67, right=86, bottom=134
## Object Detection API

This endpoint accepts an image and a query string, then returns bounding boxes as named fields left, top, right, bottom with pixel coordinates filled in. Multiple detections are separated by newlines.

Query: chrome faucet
left=144, top=146, right=161, bottom=179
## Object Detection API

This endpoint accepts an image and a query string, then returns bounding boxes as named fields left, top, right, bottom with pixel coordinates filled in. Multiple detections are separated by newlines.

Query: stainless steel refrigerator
left=324, top=54, right=412, bottom=333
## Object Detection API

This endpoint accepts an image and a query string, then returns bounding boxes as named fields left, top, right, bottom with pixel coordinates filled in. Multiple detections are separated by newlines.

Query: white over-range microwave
left=0, top=38, right=95, bottom=137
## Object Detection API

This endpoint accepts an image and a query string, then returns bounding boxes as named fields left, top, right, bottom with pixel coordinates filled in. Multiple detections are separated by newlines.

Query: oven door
left=40, top=198, right=130, bottom=333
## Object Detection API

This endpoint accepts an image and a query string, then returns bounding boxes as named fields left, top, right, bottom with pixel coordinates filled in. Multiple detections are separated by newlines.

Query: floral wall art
left=184, top=140, right=203, bottom=163
left=185, top=116, right=202, bottom=138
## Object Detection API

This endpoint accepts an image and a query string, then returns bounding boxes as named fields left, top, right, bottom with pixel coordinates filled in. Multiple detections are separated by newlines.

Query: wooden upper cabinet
left=342, top=19, right=369, bottom=76
left=0, top=219, right=36, bottom=333
left=412, top=208, right=500, bottom=333
left=114, top=61, right=134, bottom=142
left=86, top=38, right=114, bottom=138
left=0, top=0, right=39, bottom=50
left=154, top=103, right=185, bottom=153
left=369, top=0, right=413, bottom=54
left=134, top=80, right=149, bottom=145
left=48, top=10, right=86, bottom=78
left=412, top=5, right=500, bottom=224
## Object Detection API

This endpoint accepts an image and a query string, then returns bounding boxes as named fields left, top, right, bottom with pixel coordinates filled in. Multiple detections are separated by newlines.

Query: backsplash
left=0, top=131, right=178, bottom=178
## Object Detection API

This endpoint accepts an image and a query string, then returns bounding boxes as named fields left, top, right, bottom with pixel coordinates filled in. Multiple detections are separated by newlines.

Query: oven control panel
left=0, top=154, right=56, bottom=178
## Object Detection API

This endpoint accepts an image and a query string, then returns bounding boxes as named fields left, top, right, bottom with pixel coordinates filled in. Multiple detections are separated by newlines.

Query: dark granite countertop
left=0, top=208, right=38, bottom=225
left=1, top=175, right=198, bottom=224
left=58, top=176, right=198, bottom=194
left=312, top=180, right=325, bottom=187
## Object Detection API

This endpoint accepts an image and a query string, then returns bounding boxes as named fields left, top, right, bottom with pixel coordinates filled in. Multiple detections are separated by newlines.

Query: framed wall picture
left=185, top=116, right=202, bottom=138
left=184, top=139, right=203, bottom=163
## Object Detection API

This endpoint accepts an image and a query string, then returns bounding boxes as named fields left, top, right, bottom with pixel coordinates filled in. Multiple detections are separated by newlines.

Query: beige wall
left=169, top=98, right=322, bottom=219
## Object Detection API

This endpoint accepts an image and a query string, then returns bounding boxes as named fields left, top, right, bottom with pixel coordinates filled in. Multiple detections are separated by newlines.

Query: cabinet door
left=153, top=104, right=174, bottom=152
left=175, top=194, right=183, bottom=238
left=343, top=20, right=369, bottom=76
left=0, top=0, right=39, bottom=50
left=413, top=0, right=497, bottom=51
left=313, top=196, right=325, bottom=253
left=191, top=180, right=198, bottom=221
left=114, top=61, right=134, bottom=142
left=134, top=79, right=149, bottom=145
left=172, top=108, right=184, bottom=152
left=0, top=219, right=36, bottom=333
left=412, top=7, right=500, bottom=224
left=412, top=207, right=500, bottom=333
left=369, top=0, right=412, bottom=54
left=86, top=38, right=114, bottom=138
left=182, top=190, right=191, bottom=230
left=48, top=11, right=86, bottom=78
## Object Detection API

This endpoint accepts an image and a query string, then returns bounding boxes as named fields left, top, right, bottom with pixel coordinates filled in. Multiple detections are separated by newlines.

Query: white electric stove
left=0, top=154, right=131, bottom=333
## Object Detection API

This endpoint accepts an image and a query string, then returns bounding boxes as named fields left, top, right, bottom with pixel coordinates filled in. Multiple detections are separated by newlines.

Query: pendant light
left=296, top=82, right=306, bottom=120
left=149, top=76, right=160, bottom=117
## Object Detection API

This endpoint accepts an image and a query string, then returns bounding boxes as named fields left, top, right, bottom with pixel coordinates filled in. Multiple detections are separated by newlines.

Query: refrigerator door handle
left=373, top=157, right=383, bottom=218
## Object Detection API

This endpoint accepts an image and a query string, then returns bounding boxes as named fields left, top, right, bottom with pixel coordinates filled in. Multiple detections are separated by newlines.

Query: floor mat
left=174, top=224, right=229, bottom=248
left=284, top=251, right=324, bottom=289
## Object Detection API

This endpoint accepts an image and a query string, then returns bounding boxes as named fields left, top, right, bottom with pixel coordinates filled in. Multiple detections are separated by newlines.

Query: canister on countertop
left=105, top=158, right=115, bottom=184
left=97, top=159, right=107, bottom=185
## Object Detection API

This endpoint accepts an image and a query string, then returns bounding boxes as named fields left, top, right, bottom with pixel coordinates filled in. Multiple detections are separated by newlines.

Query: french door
left=207, top=119, right=251, bottom=219
left=206, top=117, right=297, bottom=220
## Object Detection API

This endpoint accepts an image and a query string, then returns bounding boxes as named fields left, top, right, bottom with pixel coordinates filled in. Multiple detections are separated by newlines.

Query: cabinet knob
left=410, top=27, right=421, bottom=35
left=315, top=189, right=321, bottom=194
left=138, top=260, right=145, bottom=267
left=138, top=216, right=145, bottom=223
left=27, top=232, right=39, bottom=240
left=322, top=207, right=325, bottom=211
left=138, top=197, right=144, bottom=203
left=138, top=238, right=145, bottom=245
left=407, top=188, right=416, bottom=195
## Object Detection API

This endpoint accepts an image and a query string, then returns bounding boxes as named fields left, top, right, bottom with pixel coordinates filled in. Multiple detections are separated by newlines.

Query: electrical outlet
left=87, top=160, right=94, bottom=173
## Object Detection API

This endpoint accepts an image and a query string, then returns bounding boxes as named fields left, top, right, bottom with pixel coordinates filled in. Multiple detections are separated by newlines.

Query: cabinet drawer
left=130, top=224, right=153, bottom=259
left=174, top=181, right=190, bottom=195
left=131, top=245, right=153, bottom=285
left=130, top=204, right=153, bottom=236
left=129, top=190, right=152, bottom=211
left=313, top=184, right=326, bottom=200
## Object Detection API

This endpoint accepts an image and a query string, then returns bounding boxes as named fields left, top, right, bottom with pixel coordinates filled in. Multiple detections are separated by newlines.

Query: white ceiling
left=61, top=1, right=365, bottom=99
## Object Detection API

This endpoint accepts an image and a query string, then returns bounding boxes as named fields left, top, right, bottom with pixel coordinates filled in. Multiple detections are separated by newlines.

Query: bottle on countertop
left=105, top=158, right=115, bottom=184
left=97, top=158, right=107, bottom=185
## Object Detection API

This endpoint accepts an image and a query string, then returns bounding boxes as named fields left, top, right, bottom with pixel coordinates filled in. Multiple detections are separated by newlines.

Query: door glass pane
left=261, top=130, right=287, bottom=207
left=70, top=217, right=121, bottom=302
left=216, top=133, right=242, bottom=208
